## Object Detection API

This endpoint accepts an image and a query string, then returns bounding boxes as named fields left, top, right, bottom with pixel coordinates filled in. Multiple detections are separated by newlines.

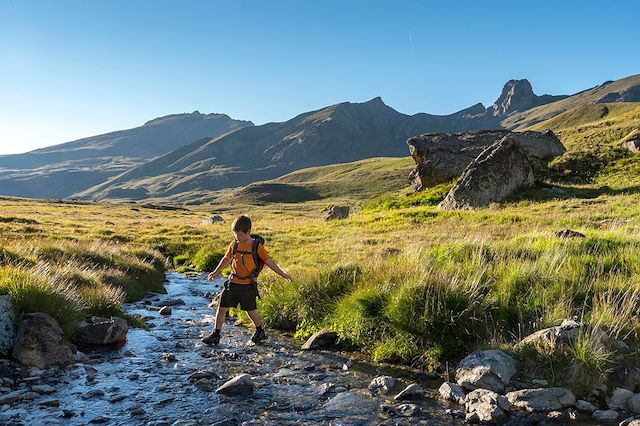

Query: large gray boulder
left=407, top=129, right=565, bottom=190
left=324, top=206, right=350, bottom=221
left=456, top=350, right=517, bottom=393
left=622, top=131, right=640, bottom=153
left=438, top=136, right=535, bottom=210
left=215, top=373, right=254, bottom=395
left=0, top=296, right=16, bottom=356
left=76, top=316, right=128, bottom=346
left=607, top=387, right=634, bottom=410
left=506, top=387, right=576, bottom=412
left=12, top=313, right=75, bottom=369
left=301, top=330, right=338, bottom=350
left=439, top=381, right=466, bottom=405
left=464, top=389, right=511, bottom=424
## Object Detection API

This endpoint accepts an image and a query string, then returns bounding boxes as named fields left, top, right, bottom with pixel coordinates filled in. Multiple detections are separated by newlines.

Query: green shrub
left=364, top=182, right=453, bottom=211
left=0, top=247, right=32, bottom=267
left=80, top=284, right=125, bottom=317
left=173, top=254, right=190, bottom=266
left=0, top=267, right=84, bottom=336
left=192, top=246, right=225, bottom=271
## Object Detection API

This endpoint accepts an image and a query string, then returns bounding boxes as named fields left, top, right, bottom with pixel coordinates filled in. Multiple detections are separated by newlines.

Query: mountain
left=0, top=112, right=253, bottom=199
left=491, top=79, right=567, bottom=116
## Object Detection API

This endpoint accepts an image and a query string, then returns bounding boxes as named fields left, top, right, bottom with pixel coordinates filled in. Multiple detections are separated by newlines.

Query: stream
left=0, top=272, right=460, bottom=425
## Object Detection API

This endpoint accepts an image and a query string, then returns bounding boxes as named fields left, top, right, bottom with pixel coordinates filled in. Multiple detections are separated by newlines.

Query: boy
left=203, top=215, right=292, bottom=345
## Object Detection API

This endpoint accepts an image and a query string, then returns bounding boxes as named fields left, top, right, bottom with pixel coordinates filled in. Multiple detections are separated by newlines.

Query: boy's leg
left=246, top=309, right=262, bottom=328
left=215, top=306, right=229, bottom=330
left=202, top=306, right=229, bottom=345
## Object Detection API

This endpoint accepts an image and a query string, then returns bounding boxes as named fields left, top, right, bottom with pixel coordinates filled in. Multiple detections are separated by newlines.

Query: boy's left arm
left=265, top=259, right=292, bottom=281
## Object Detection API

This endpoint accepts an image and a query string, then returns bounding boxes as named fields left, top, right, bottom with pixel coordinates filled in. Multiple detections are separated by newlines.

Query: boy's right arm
left=207, top=257, right=230, bottom=281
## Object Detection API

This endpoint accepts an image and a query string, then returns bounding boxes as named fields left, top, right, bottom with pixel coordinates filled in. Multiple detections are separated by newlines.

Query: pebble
left=61, top=409, right=75, bottom=418
left=81, top=389, right=105, bottom=399
left=38, top=398, right=60, bottom=407
left=31, top=384, right=56, bottom=394
left=161, top=353, right=176, bottom=362
left=127, top=373, right=140, bottom=380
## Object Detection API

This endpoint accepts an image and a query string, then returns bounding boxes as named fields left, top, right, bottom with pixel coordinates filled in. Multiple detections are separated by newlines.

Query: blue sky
left=1, top=0, right=639, bottom=155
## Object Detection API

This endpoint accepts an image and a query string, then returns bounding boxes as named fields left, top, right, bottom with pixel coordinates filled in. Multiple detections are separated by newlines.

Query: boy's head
left=232, top=215, right=251, bottom=238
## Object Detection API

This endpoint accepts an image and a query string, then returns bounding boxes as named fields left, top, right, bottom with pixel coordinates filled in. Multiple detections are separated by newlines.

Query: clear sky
left=1, top=0, right=639, bottom=155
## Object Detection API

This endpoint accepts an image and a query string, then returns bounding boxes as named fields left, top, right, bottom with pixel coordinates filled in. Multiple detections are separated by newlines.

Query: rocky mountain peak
left=491, top=79, right=538, bottom=116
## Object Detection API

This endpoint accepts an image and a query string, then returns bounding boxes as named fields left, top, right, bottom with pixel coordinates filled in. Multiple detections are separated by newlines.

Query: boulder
left=215, top=373, right=254, bottom=395
left=554, top=229, right=586, bottom=239
left=575, top=399, right=597, bottom=413
left=301, top=330, right=338, bottom=350
left=506, top=387, right=576, bottom=412
left=515, top=319, right=608, bottom=355
left=159, top=306, right=172, bottom=316
left=592, top=409, right=618, bottom=422
left=607, top=387, right=634, bottom=410
left=438, top=136, right=535, bottom=210
left=76, top=316, right=128, bottom=346
left=407, top=129, right=565, bottom=190
left=12, top=313, right=75, bottom=369
left=393, top=383, right=423, bottom=401
left=464, top=388, right=511, bottom=424
left=628, top=420, right=640, bottom=426
left=455, top=350, right=516, bottom=393
left=608, top=363, right=640, bottom=391
left=324, top=206, right=350, bottom=221
left=0, top=295, right=16, bottom=356
left=622, top=134, right=640, bottom=153
left=202, top=215, right=225, bottom=225
left=628, top=394, right=640, bottom=414
left=368, top=376, right=395, bottom=394
left=439, top=381, right=466, bottom=405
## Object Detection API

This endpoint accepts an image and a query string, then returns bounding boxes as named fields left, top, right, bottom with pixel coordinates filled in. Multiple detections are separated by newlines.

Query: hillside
left=0, top=112, right=253, bottom=199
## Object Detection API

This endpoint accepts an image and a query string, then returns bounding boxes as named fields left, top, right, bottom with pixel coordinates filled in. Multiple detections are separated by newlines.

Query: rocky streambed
left=0, top=273, right=461, bottom=425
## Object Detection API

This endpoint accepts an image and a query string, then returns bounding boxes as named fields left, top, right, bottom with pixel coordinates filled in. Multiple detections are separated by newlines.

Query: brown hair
left=232, top=215, right=252, bottom=233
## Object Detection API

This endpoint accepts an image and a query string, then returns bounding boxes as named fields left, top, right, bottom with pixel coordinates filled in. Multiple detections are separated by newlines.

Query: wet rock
left=369, top=375, right=395, bottom=394
left=38, top=398, right=60, bottom=407
left=161, top=352, right=176, bottom=362
left=592, top=409, right=619, bottom=422
left=76, top=316, right=128, bottom=346
left=342, top=359, right=353, bottom=370
left=396, top=403, right=419, bottom=417
left=609, top=364, right=640, bottom=392
left=554, top=229, right=586, bottom=239
left=628, top=394, right=640, bottom=414
left=215, top=374, right=254, bottom=395
left=608, top=387, right=634, bottom=410
left=12, top=313, right=75, bottom=369
left=195, top=378, right=213, bottom=392
left=506, top=387, right=576, bottom=412
left=162, top=298, right=186, bottom=306
left=187, top=370, right=217, bottom=381
left=127, top=373, right=140, bottom=380
left=108, top=394, right=126, bottom=403
left=130, top=407, right=146, bottom=416
left=301, top=330, right=338, bottom=350
left=575, top=399, right=597, bottom=413
left=81, top=389, right=105, bottom=399
left=455, top=349, right=516, bottom=393
left=62, top=410, right=75, bottom=418
left=318, top=382, right=335, bottom=396
left=439, top=381, right=466, bottom=405
left=531, top=379, right=548, bottom=387
left=0, top=390, right=28, bottom=405
left=0, top=296, right=16, bottom=356
left=31, top=384, right=55, bottom=394
left=393, top=383, right=423, bottom=401
left=464, top=388, right=511, bottom=424
left=322, top=390, right=378, bottom=414
left=159, top=306, right=172, bottom=316
left=89, top=416, right=110, bottom=424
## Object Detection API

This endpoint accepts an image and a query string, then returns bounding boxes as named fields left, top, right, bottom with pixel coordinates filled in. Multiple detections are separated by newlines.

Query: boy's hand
left=281, top=272, right=293, bottom=282
left=207, top=272, right=218, bottom=281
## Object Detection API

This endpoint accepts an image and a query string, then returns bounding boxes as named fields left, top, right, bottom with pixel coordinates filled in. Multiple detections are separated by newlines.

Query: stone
left=39, top=398, right=60, bottom=407
left=324, top=206, right=350, bottom=221
left=0, top=296, right=16, bottom=356
left=407, top=129, right=565, bottom=190
left=455, top=349, right=516, bottom=393
left=506, top=387, right=576, bottom=412
left=194, top=378, right=213, bottom=392
left=439, top=381, right=466, bottom=405
left=608, top=388, right=634, bottom=410
left=554, top=229, right=586, bottom=239
left=531, top=379, right=548, bottom=386
left=592, top=409, right=619, bottom=422
left=628, top=394, right=640, bottom=414
left=12, top=313, right=75, bottom=369
left=31, top=384, right=56, bottom=394
left=161, top=353, right=176, bottom=362
left=215, top=374, right=254, bottom=395
left=393, top=383, right=423, bottom=401
left=187, top=371, right=217, bottom=381
left=608, top=364, right=640, bottom=391
left=395, top=403, right=420, bottom=417
left=321, top=390, right=378, bottom=414
left=575, top=399, right=597, bottom=413
left=76, top=316, right=128, bottom=346
left=0, top=390, right=28, bottom=405
left=438, top=136, right=535, bottom=210
left=62, top=409, right=75, bottom=418
left=301, top=330, right=338, bottom=350
left=127, top=373, right=140, bottom=380
left=318, top=382, right=335, bottom=396
left=515, top=319, right=608, bottom=355
left=108, top=394, right=126, bottom=403
left=627, top=420, right=640, bottom=426
left=202, top=215, right=225, bottom=225
left=369, top=376, right=395, bottom=394
left=162, top=298, right=186, bottom=306
left=159, top=306, right=172, bottom=316
left=464, top=388, right=510, bottom=424
left=89, top=416, right=110, bottom=424
left=622, top=134, right=640, bottom=153
left=81, top=389, right=105, bottom=399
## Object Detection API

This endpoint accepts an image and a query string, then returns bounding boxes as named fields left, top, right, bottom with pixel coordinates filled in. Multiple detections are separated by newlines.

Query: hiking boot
left=202, top=331, right=220, bottom=346
left=251, top=327, right=267, bottom=343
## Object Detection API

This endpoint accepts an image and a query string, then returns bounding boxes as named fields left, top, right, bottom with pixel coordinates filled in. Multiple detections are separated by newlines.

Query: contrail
left=409, top=30, right=416, bottom=61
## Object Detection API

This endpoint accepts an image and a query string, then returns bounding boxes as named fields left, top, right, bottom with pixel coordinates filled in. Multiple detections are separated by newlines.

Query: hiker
left=202, top=215, right=292, bottom=345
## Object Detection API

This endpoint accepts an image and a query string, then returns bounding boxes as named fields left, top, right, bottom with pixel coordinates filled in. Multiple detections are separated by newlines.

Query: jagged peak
left=491, top=79, right=539, bottom=116
left=143, top=111, right=233, bottom=126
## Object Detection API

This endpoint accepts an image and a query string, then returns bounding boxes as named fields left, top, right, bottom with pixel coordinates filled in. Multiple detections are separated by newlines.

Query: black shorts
left=219, top=282, right=259, bottom=311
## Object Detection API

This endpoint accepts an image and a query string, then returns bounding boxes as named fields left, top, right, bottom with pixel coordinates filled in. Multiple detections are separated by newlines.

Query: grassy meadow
left=1, top=102, right=639, bottom=392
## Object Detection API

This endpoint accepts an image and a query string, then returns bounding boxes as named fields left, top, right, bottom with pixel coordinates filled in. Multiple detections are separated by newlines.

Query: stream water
left=0, top=272, right=460, bottom=425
